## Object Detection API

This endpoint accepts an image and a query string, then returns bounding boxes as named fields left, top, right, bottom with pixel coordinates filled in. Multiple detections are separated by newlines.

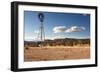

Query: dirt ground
left=24, top=46, right=90, bottom=61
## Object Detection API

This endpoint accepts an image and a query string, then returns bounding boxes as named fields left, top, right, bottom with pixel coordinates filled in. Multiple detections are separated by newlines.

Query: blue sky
left=24, top=11, right=90, bottom=41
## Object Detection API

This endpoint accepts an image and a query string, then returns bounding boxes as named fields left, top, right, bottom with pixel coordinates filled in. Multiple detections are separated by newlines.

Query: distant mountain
left=24, top=38, right=90, bottom=47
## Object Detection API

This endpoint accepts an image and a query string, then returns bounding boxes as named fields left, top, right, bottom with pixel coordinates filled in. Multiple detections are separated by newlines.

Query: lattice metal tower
left=38, top=13, right=45, bottom=48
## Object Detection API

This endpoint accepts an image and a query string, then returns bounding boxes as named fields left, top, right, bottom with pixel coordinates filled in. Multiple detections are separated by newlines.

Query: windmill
left=37, top=13, right=45, bottom=48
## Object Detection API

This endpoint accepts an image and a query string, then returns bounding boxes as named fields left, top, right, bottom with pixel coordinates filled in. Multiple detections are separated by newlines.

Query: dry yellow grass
left=24, top=46, right=90, bottom=61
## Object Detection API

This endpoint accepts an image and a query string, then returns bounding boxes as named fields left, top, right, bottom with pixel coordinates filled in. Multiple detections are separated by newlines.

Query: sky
left=24, top=11, right=90, bottom=41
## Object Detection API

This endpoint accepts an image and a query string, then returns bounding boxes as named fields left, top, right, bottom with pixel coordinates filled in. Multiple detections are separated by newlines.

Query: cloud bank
left=53, top=26, right=67, bottom=33
left=53, top=26, right=85, bottom=33
left=34, top=30, right=39, bottom=34
left=65, top=26, right=85, bottom=33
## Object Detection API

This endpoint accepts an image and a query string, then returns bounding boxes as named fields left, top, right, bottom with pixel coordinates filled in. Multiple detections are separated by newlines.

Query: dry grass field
left=24, top=46, right=90, bottom=61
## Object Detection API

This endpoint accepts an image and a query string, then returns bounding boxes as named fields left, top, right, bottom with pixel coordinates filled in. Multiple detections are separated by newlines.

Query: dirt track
left=24, top=46, right=90, bottom=61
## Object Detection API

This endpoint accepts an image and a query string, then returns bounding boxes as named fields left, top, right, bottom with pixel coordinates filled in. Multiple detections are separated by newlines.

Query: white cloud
left=34, top=30, right=39, bottom=34
left=80, top=26, right=85, bottom=30
left=25, top=36, right=35, bottom=41
left=53, top=26, right=85, bottom=33
left=53, top=26, right=67, bottom=33
left=53, top=35, right=66, bottom=39
left=65, top=26, right=85, bottom=33
left=45, top=35, right=66, bottom=40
